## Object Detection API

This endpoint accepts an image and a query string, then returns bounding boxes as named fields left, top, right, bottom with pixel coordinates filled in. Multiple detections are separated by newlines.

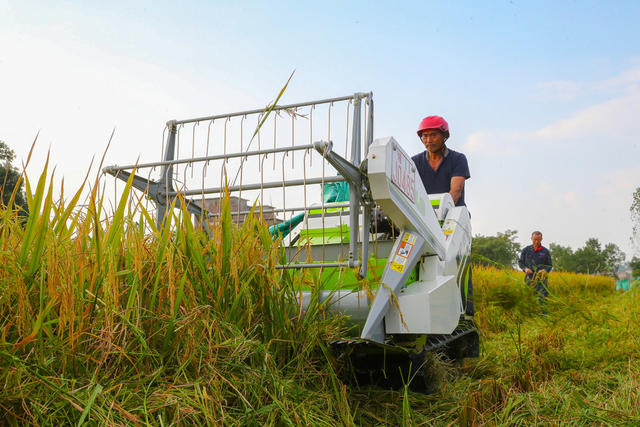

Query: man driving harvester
left=411, top=116, right=473, bottom=315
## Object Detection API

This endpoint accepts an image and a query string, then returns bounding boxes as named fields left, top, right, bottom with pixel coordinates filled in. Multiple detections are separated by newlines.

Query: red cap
left=417, top=115, right=450, bottom=138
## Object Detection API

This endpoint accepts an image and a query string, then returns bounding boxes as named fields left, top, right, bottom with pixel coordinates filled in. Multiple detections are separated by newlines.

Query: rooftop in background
left=193, top=196, right=282, bottom=226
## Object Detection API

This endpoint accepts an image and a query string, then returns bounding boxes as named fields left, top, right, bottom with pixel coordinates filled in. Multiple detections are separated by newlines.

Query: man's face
left=531, top=234, right=542, bottom=249
left=420, top=129, right=445, bottom=153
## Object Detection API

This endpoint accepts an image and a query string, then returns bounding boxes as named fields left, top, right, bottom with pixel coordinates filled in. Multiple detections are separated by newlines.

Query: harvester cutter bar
left=422, top=319, right=479, bottom=355
left=329, top=318, right=478, bottom=357
left=329, top=318, right=479, bottom=390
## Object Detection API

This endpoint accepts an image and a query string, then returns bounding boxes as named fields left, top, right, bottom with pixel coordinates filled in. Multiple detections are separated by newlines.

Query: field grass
left=353, top=268, right=640, bottom=425
left=1, top=165, right=639, bottom=425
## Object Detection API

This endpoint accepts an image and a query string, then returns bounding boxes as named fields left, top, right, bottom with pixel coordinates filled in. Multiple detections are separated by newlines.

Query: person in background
left=518, top=231, right=553, bottom=311
left=411, top=115, right=473, bottom=315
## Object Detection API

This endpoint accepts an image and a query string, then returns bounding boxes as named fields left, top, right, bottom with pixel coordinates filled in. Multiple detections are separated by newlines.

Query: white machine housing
left=365, top=137, right=471, bottom=338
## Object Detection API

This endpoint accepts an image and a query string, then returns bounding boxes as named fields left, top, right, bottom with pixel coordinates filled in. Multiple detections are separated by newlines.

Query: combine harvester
left=104, top=92, right=479, bottom=391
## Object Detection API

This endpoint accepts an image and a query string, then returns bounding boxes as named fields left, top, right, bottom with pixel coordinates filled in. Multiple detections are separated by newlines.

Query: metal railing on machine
left=103, top=92, right=374, bottom=275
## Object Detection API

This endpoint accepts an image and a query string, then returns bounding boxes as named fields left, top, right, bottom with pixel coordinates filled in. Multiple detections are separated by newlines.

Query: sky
left=1, top=0, right=639, bottom=257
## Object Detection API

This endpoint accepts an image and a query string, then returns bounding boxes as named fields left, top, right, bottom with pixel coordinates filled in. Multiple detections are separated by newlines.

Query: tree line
left=473, top=184, right=640, bottom=276
left=630, top=188, right=640, bottom=277
left=0, top=140, right=28, bottom=219
left=472, top=229, right=626, bottom=276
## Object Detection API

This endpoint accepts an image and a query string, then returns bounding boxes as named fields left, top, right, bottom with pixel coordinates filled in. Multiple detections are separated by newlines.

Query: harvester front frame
left=104, top=92, right=478, bottom=389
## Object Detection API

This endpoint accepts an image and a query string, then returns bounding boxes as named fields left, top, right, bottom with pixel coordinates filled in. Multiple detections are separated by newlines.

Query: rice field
left=1, top=164, right=639, bottom=425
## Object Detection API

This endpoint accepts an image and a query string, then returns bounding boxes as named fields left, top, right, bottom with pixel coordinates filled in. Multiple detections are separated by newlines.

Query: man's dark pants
left=525, top=274, right=549, bottom=311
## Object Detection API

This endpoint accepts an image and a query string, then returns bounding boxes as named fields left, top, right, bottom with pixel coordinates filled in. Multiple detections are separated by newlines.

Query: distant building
left=192, top=196, right=282, bottom=226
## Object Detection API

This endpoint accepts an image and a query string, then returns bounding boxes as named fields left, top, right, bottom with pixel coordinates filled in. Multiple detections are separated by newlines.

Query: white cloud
left=596, top=165, right=640, bottom=198
left=560, top=191, right=579, bottom=208
left=463, top=131, right=490, bottom=153
left=534, top=90, right=640, bottom=140
left=467, top=78, right=640, bottom=154
left=0, top=29, right=259, bottom=198
left=536, top=65, right=640, bottom=100
left=463, top=130, right=522, bottom=157
left=464, top=87, right=640, bottom=151
left=467, top=65, right=640, bottom=257
left=598, top=65, right=640, bottom=90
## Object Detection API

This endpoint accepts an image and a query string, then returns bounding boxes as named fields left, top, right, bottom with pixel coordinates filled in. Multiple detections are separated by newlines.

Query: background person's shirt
left=518, top=245, right=553, bottom=279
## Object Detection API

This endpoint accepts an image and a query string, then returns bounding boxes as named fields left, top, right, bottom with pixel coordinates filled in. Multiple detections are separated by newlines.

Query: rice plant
left=1, top=158, right=639, bottom=425
left=0, top=161, right=352, bottom=425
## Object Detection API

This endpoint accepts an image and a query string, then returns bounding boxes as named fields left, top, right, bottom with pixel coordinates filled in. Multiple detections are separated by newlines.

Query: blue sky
left=1, top=1, right=639, bottom=256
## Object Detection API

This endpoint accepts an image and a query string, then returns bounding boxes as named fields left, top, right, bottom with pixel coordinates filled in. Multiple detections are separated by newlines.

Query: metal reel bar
left=103, top=92, right=374, bottom=275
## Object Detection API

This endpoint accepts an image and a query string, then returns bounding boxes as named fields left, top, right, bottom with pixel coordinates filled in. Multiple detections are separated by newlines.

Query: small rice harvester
left=104, top=92, right=479, bottom=390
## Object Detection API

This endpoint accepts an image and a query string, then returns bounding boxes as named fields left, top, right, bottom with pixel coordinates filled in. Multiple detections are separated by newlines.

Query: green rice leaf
left=77, top=383, right=103, bottom=426
left=19, top=152, right=49, bottom=266
left=221, top=190, right=232, bottom=277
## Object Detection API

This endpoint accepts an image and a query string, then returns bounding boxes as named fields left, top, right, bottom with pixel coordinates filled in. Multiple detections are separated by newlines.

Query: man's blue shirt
left=518, top=245, right=553, bottom=277
left=411, top=148, right=470, bottom=207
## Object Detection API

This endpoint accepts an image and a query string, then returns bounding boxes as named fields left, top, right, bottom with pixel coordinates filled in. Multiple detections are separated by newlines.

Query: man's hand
left=524, top=268, right=533, bottom=275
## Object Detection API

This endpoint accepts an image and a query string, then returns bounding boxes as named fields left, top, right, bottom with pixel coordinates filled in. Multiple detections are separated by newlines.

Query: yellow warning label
left=393, top=254, right=408, bottom=266
left=390, top=263, right=404, bottom=273
left=443, top=227, right=454, bottom=240
left=390, top=232, right=415, bottom=273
